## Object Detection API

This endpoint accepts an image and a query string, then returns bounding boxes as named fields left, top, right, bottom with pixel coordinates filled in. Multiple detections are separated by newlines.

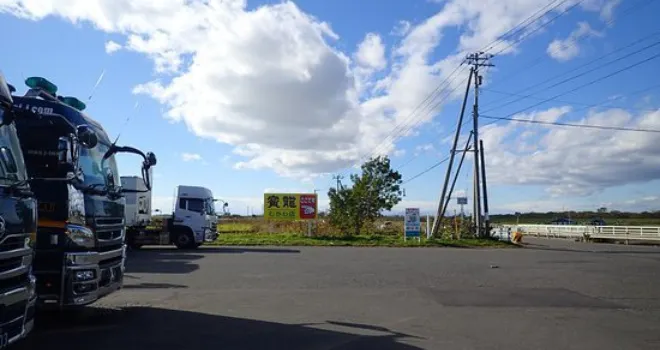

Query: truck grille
left=96, top=229, right=123, bottom=241
left=96, top=217, right=124, bottom=226
left=0, top=275, right=29, bottom=295
left=0, top=257, right=23, bottom=274
left=0, top=236, right=25, bottom=252
left=95, top=217, right=125, bottom=243
left=0, top=299, right=28, bottom=339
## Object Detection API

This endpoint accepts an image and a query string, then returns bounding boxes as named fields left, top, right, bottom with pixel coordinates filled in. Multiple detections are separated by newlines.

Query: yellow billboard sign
left=264, top=193, right=318, bottom=221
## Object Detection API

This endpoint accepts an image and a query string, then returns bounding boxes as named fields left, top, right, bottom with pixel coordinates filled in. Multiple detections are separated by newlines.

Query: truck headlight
left=65, top=224, right=95, bottom=248
left=26, top=233, right=36, bottom=248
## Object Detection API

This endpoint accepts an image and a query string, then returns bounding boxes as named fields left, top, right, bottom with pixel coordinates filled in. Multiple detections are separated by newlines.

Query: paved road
left=18, top=238, right=660, bottom=349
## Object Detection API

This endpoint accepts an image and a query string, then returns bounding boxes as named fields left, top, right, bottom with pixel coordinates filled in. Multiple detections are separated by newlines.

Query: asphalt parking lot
left=19, top=238, right=660, bottom=349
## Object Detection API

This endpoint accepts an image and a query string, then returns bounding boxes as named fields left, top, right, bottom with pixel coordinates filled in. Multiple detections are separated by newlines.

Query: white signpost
left=404, top=208, right=421, bottom=242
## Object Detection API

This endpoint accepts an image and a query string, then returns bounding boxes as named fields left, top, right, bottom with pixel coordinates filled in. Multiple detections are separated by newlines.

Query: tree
left=328, top=156, right=403, bottom=235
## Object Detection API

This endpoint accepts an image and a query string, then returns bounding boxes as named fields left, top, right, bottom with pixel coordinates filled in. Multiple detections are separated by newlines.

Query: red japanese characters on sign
left=298, top=194, right=318, bottom=220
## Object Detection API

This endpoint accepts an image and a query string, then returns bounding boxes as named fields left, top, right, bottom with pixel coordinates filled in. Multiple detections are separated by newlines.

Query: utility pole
left=332, top=174, right=344, bottom=191
left=465, top=52, right=494, bottom=238
left=431, top=68, right=474, bottom=237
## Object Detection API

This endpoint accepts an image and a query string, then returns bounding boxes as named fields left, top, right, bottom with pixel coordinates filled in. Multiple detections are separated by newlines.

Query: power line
left=484, top=38, right=660, bottom=113
left=482, top=87, right=660, bottom=113
left=490, top=0, right=584, bottom=56
left=395, top=115, right=475, bottom=172
left=479, top=0, right=567, bottom=53
left=488, top=0, right=658, bottom=88
left=353, top=65, right=468, bottom=167
left=494, top=50, right=660, bottom=118
left=486, top=82, right=660, bottom=121
left=340, top=0, right=575, bottom=178
left=339, top=70, right=470, bottom=180
left=394, top=65, right=495, bottom=171
left=402, top=155, right=451, bottom=185
left=374, top=71, right=470, bottom=157
left=395, top=2, right=578, bottom=173
left=480, top=115, right=660, bottom=133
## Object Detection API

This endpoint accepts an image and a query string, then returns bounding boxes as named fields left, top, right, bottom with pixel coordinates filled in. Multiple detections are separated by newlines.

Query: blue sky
left=1, top=0, right=659, bottom=215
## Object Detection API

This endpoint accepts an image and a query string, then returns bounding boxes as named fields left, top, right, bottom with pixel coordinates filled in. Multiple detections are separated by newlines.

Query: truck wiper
left=80, top=183, right=108, bottom=195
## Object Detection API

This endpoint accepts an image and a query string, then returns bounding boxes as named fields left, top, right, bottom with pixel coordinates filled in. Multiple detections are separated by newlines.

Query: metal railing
left=492, top=224, right=660, bottom=242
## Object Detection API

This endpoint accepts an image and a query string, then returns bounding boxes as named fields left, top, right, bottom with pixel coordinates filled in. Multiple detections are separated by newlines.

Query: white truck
left=121, top=176, right=223, bottom=249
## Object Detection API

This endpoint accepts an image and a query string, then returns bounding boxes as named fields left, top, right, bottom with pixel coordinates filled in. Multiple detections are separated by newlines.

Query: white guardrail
left=491, top=224, right=660, bottom=242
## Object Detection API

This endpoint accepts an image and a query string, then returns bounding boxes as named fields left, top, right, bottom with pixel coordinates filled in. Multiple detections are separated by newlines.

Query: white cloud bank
left=482, top=107, right=660, bottom=197
left=0, top=0, right=613, bottom=178
left=4, top=0, right=647, bottom=204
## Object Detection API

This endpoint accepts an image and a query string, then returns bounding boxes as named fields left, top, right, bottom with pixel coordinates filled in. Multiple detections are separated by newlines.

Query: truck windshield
left=0, top=112, right=29, bottom=187
left=78, top=142, right=120, bottom=189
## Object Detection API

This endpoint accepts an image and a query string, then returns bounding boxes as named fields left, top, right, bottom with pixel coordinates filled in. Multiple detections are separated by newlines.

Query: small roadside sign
left=404, top=208, right=421, bottom=241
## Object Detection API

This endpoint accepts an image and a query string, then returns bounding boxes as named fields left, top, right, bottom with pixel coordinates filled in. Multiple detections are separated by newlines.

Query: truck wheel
left=174, top=231, right=195, bottom=249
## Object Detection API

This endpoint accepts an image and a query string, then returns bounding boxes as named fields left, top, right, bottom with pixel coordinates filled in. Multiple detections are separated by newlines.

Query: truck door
left=176, top=197, right=206, bottom=242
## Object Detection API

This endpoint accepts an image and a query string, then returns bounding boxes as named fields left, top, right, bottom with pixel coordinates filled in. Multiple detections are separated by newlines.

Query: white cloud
left=104, top=40, right=122, bottom=54
left=582, top=0, right=621, bottom=22
left=181, top=152, right=202, bottom=162
left=482, top=107, right=660, bottom=197
left=393, top=149, right=406, bottom=157
left=414, top=143, right=435, bottom=156
left=0, top=0, right=621, bottom=180
left=546, top=22, right=604, bottom=61
left=390, top=20, right=411, bottom=37
left=355, top=33, right=386, bottom=71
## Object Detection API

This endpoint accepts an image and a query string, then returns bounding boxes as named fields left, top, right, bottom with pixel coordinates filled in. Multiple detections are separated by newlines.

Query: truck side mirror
left=141, top=164, right=153, bottom=191
left=146, top=152, right=157, bottom=167
left=141, top=152, right=156, bottom=191
left=76, top=125, right=98, bottom=149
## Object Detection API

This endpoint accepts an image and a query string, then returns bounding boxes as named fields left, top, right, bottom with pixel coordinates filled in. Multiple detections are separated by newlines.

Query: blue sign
left=404, top=208, right=421, bottom=238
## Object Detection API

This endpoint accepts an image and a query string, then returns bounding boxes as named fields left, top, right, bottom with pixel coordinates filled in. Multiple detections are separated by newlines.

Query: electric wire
left=484, top=37, right=660, bottom=113
left=480, top=115, right=660, bottom=133
left=488, top=0, right=659, bottom=88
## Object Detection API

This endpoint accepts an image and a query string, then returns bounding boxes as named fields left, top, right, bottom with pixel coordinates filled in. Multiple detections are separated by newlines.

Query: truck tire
left=126, top=228, right=142, bottom=250
left=174, top=231, right=195, bottom=249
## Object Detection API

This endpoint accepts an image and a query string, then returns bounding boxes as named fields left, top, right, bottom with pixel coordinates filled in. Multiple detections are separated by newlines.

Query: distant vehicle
left=122, top=179, right=225, bottom=249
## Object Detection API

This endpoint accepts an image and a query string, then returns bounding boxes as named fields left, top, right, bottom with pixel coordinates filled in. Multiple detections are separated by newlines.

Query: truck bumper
left=1, top=274, right=36, bottom=347
left=40, top=245, right=126, bottom=307
left=204, top=230, right=218, bottom=242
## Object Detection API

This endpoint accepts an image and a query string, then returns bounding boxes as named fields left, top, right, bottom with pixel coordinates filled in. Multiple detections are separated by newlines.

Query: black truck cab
left=10, top=77, right=156, bottom=307
left=0, top=73, right=37, bottom=345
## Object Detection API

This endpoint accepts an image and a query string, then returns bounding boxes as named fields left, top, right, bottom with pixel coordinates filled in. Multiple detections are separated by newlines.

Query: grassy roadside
left=210, top=233, right=516, bottom=248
